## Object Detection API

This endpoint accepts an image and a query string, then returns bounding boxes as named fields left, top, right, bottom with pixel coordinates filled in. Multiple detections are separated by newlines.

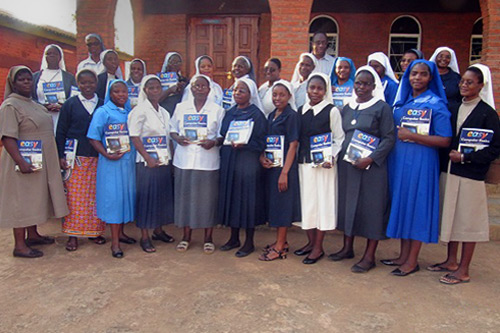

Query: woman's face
left=409, top=63, right=432, bottom=93
left=109, top=82, right=129, bottom=107
left=130, top=61, right=144, bottom=83
left=45, top=46, right=61, bottom=70
left=198, top=58, right=213, bottom=77
left=307, top=76, right=326, bottom=106
left=232, top=58, right=250, bottom=79
left=104, top=52, right=119, bottom=74
left=144, top=79, right=163, bottom=103
left=354, top=71, right=375, bottom=101
left=299, top=57, right=314, bottom=80
left=13, top=71, right=33, bottom=97
left=272, top=84, right=291, bottom=110
left=368, top=60, right=385, bottom=79
left=264, top=60, right=280, bottom=83
left=77, top=73, right=97, bottom=98
left=436, top=51, right=452, bottom=69
left=233, top=81, right=251, bottom=106
left=86, top=37, right=102, bottom=57
left=400, top=52, right=417, bottom=72
left=459, top=70, right=483, bottom=100
left=167, top=54, right=182, bottom=73
left=190, top=77, right=210, bottom=100
left=335, top=60, right=351, bottom=81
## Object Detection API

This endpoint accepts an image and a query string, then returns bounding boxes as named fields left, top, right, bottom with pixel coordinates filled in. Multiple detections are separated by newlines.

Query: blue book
left=104, top=123, right=130, bottom=153
left=15, top=140, right=43, bottom=171
left=223, top=119, right=254, bottom=145
left=310, top=132, right=332, bottom=166
left=458, top=128, right=494, bottom=154
left=183, top=114, right=208, bottom=143
left=222, top=89, right=233, bottom=110
left=42, top=81, right=65, bottom=104
left=265, top=135, right=285, bottom=167
left=128, top=85, right=139, bottom=107
left=343, top=130, right=380, bottom=168
left=332, top=84, right=353, bottom=108
left=157, top=72, right=178, bottom=90
left=142, top=136, right=170, bottom=165
left=400, top=108, right=432, bottom=135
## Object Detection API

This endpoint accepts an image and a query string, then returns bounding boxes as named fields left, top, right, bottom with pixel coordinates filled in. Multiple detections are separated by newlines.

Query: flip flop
left=65, top=240, right=78, bottom=252
left=203, top=242, right=215, bottom=255
left=89, top=236, right=106, bottom=245
left=439, top=273, right=470, bottom=285
left=176, top=241, right=189, bottom=252
left=427, top=263, right=452, bottom=272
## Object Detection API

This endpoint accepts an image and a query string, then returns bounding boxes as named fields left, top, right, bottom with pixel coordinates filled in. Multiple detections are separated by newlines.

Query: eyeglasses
left=193, top=84, right=209, bottom=90
left=459, top=79, right=478, bottom=87
left=86, top=41, right=101, bottom=47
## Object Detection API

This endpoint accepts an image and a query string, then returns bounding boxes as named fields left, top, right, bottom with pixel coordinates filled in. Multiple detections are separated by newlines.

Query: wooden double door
left=188, top=16, right=259, bottom=89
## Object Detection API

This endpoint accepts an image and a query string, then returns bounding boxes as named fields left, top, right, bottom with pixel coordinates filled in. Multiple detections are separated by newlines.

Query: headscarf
left=187, top=74, right=213, bottom=103
left=85, top=33, right=105, bottom=53
left=232, top=56, right=256, bottom=82
left=429, top=47, right=460, bottom=74
left=76, top=68, right=98, bottom=82
left=471, top=64, right=495, bottom=109
left=4, top=65, right=32, bottom=99
left=271, top=79, right=297, bottom=111
left=104, top=79, right=131, bottom=110
left=331, top=57, right=356, bottom=86
left=40, top=44, right=66, bottom=71
left=100, top=49, right=124, bottom=79
left=193, top=56, right=221, bottom=103
left=235, top=76, right=264, bottom=111
left=394, top=60, right=447, bottom=107
left=347, top=65, right=385, bottom=110
left=304, top=72, right=333, bottom=106
left=161, top=52, right=182, bottom=73
left=137, top=74, right=162, bottom=104
left=407, top=48, right=424, bottom=60
left=127, top=58, right=147, bottom=81
left=367, top=52, right=399, bottom=83
left=291, top=53, right=319, bottom=85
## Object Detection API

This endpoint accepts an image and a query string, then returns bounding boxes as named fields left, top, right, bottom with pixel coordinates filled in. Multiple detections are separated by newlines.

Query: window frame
left=308, top=15, right=339, bottom=57
left=388, top=15, right=422, bottom=77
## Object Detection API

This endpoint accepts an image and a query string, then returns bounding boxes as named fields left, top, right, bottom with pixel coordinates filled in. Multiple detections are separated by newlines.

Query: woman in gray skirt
left=170, top=75, right=224, bottom=254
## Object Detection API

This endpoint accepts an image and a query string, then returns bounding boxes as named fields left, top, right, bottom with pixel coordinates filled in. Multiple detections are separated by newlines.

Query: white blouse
left=258, top=82, right=275, bottom=118
left=170, top=100, right=224, bottom=171
left=77, top=57, right=105, bottom=75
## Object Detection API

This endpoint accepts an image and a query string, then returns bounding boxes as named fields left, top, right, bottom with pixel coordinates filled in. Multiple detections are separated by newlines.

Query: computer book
left=222, top=89, right=233, bottom=110
left=265, top=135, right=285, bottom=167
left=64, top=138, right=78, bottom=169
left=400, top=108, right=432, bottom=135
left=343, top=130, right=380, bottom=169
left=183, top=114, right=208, bottom=144
left=42, top=81, right=65, bottom=104
left=458, top=128, right=494, bottom=154
left=157, top=72, right=178, bottom=90
left=223, top=119, right=254, bottom=145
left=15, top=140, right=42, bottom=172
left=332, top=85, right=353, bottom=108
left=142, top=136, right=170, bottom=166
left=310, top=132, right=332, bottom=167
left=128, top=85, right=139, bottom=108
left=104, top=123, right=131, bottom=154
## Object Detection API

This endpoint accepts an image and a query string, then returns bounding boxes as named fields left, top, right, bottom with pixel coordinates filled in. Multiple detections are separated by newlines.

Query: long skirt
left=174, top=168, right=218, bottom=229
left=135, top=163, right=174, bottom=229
left=62, top=157, right=105, bottom=237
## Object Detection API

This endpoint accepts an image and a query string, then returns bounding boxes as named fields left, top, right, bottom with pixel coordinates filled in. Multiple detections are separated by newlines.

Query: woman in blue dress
left=367, top=52, right=399, bottom=106
left=383, top=60, right=452, bottom=276
left=330, top=57, right=356, bottom=110
left=259, top=80, right=301, bottom=261
left=87, top=80, right=136, bottom=258
left=218, top=77, right=267, bottom=258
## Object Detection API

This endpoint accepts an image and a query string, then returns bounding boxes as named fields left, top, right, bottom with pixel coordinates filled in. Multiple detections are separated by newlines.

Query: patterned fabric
left=62, top=156, right=105, bottom=237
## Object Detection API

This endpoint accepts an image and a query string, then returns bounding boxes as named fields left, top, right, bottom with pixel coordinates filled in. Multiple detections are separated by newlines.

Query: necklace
left=351, top=105, right=361, bottom=125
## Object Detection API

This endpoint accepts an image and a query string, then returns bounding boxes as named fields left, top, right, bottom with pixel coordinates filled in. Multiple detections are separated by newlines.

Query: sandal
left=152, top=231, right=175, bottom=243
left=111, top=248, right=124, bottom=258
left=89, top=236, right=106, bottom=245
left=203, top=242, right=215, bottom=255
left=176, top=241, right=189, bottom=252
left=140, top=238, right=156, bottom=253
left=439, top=273, right=470, bottom=285
left=427, top=263, right=453, bottom=272
left=119, top=236, right=136, bottom=244
left=263, top=242, right=289, bottom=253
left=259, top=248, right=287, bottom=261
left=13, top=248, right=44, bottom=258
left=65, top=238, right=78, bottom=252
left=25, top=236, right=55, bottom=246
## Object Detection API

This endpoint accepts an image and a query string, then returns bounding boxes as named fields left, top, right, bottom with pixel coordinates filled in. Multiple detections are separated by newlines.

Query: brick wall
left=480, top=0, right=500, bottom=111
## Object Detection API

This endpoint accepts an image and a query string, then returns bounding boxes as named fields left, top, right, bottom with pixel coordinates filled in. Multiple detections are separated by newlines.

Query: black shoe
left=140, top=238, right=156, bottom=253
left=119, top=237, right=136, bottom=245
left=351, top=262, right=376, bottom=273
left=391, top=265, right=420, bottom=277
left=220, top=241, right=241, bottom=251
left=235, top=246, right=254, bottom=258
left=303, top=252, right=324, bottom=264
left=152, top=231, right=175, bottom=243
left=13, top=248, right=44, bottom=258
left=328, top=251, right=354, bottom=261
left=380, top=259, right=400, bottom=266
left=25, top=236, right=55, bottom=246
left=294, top=248, right=312, bottom=256
left=111, top=249, right=124, bottom=258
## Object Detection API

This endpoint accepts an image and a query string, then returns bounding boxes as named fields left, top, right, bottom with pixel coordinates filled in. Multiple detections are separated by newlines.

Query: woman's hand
left=176, top=135, right=190, bottom=146
left=397, top=126, right=415, bottom=142
left=231, top=142, right=244, bottom=149
left=449, top=150, right=462, bottom=163
left=321, top=161, right=332, bottom=169
left=199, top=139, right=215, bottom=150
left=105, top=152, right=125, bottom=160
left=278, top=172, right=288, bottom=192
left=259, top=154, right=273, bottom=168
left=59, top=158, right=69, bottom=170
left=354, top=157, right=373, bottom=170
left=18, top=159, right=35, bottom=174
left=145, top=155, right=160, bottom=168
left=46, top=103, right=62, bottom=112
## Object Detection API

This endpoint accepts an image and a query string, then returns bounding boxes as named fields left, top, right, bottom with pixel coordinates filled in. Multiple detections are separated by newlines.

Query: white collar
left=78, top=93, right=98, bottom=104
left=302, top=99, right=330, bottom=115
left=348, top=97, right=381, bottom=111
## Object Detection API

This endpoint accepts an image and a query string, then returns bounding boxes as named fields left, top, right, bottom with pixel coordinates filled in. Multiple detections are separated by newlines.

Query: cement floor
left=0, top=220, right=499, bottom=333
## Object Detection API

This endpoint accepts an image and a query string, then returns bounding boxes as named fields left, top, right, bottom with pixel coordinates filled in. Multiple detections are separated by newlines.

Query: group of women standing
left=0, top=32, right=498, bottom=286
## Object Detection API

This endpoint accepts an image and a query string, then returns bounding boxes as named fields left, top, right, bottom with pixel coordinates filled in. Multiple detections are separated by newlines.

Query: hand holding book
left=105, top=151, right=125, bottom=160
left=449, top=150, right=462, bottom=163
left=199, top=139, right=216, bottom=150
left=353, top=156, right=373, bottom=170
left=397, top=126, right=416, bottom=142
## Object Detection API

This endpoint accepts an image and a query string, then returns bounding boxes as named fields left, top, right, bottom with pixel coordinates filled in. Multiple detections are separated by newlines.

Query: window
left=309, top=15, right=339, bottom=57
left=389, top=15, right=421, bottom=77
left=470, top=18, right=483, bottom=64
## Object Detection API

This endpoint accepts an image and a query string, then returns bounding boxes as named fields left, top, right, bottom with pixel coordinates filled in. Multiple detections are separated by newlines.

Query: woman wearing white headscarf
left=291, top=53, right=319, bottom=110
left=258, top=58, right=282, bottom=117
left=430, top=47, right=462, bottom=110
left=181, top=55, right=224, bottom=106
left=96, top=49, right=124, bottom=100
left=294, top=72, right=344, bottom=265
left=223, top=56, right=260, bottom=110
left=170, top=74, right=224, bottom=254
left=128, top=74, right=175, bottom=253
left=126, top=58, right=147, bottom=107
left=367, top=52, right=399, bottom=106
left=217, top=77, right=268, bottom=258
left=428, top=64, right=500, bottom=284
left=32, top=44, right=77, bottom=130
left=331, top=66, right=395, bottom=273
left=159, top=52, right=188, bottom=115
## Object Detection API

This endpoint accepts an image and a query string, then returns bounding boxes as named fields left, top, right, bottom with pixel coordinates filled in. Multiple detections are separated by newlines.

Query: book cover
left=265, top=135, right=285, bottom=167
left=332, top=85, right=353, bottom=108
left=183, top=114, right=208, bottom=144
left=15, top=140, right=43, bottom=172
left=458, top=128, right=494, bottom=154
left=70, top=86, right=80, bottom=98
left=142, top=136, right=170, bottom=165
left=64, top=138, right=79, bottom=169
left=222, top=89, right=233, bottom=110
left=223, top=119, right=254, bottom=145
left=310, top=132, right=332, bottom=166
left=157, top=72, right=178, bottom=90
left=104, top=123, right=131, bottom=154
left=128, top=86, right=139, bottom=108
left=400, top=108, right=432, bottom=136
left=42, top=81, right=65, bottom=104
left=343, top=130, right=380, bottom=168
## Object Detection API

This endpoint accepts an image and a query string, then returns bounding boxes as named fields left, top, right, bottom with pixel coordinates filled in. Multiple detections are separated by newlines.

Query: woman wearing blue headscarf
left=383, top=60, right=452, bottom=276
left=330, top=57, right=356, bottom=110
left=88, top=79, right=136, bottom=258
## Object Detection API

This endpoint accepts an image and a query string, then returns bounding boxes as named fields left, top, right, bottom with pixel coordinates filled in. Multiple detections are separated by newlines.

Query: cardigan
left=31, top=70, right=77, bottom=102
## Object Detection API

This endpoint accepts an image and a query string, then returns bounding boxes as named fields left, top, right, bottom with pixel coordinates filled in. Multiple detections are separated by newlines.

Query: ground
left=0, top=220, right=499, bottom=333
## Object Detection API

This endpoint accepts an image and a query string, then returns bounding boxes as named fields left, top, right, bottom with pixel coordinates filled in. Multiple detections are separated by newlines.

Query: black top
left=268, top=104, right=301, bottom=162
left=56, top=95, right=104, bottom=158
left=440, top=70, right=461, bottom=111
left=31, top=70, right=77, bottom=102
left=96, top=72, right=120, bottom=100
left=298, top=103, right=333, bottom=163
left=446, top=100, right=500, bottom=180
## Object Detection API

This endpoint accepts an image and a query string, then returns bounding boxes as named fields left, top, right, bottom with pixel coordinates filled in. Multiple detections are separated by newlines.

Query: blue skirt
left=265, top=165, right=301, bottom=227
